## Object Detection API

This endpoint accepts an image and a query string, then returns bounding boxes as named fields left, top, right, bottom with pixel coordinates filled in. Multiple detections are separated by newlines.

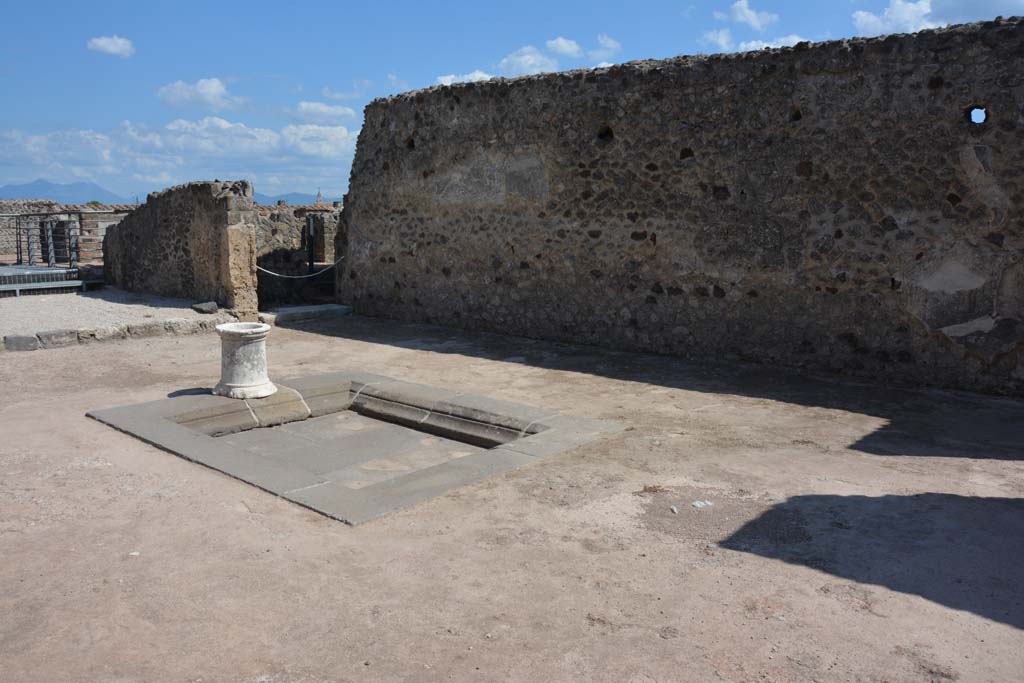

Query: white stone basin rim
left=213, top=321, right=277, bottom=399
left=216, top=321, right=272, bottom=340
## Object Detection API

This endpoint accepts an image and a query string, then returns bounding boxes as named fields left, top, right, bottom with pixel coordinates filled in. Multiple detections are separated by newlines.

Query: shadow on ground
left=78, top=287, right=205, bottom=310
left=719, top=493, right=1024, bottom=629
left=284, top=315, right=1024, bottom=460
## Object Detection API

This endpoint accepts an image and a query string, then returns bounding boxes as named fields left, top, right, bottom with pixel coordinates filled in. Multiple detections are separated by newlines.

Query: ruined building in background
left=338, top=18, right=1024, bottom=395
left=104, top=181, right=260, bottom=319
left=255, top=200, right=342, bottom=306
left=101, top=183, right=343, bottom=314
left=1, top=199, right=132, bottom=266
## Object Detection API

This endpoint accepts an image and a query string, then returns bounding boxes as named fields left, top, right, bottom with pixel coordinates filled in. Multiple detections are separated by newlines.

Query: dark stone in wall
left=338, top=18, right=1024, bottom=395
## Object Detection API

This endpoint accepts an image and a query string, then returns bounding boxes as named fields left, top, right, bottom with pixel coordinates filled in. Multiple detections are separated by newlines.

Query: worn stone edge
left=2, top=311, right=239, bottom=352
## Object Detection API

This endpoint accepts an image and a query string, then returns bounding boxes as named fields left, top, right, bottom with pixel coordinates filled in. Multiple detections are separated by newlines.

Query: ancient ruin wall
left=339, top=19, right=1024, bottom=395
left=104, top=181, right=258, bottom=318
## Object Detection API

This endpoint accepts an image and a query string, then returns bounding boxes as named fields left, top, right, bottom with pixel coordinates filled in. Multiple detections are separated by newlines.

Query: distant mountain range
left=254, top=191, right=342, bottom=206
left=0, top=179, right=341, bottom=207
left=0, top=179, right=131, bottom=205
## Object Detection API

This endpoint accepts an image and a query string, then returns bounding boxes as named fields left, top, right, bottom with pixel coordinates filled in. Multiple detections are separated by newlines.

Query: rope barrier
left=255, top=254, right=345, bottom=279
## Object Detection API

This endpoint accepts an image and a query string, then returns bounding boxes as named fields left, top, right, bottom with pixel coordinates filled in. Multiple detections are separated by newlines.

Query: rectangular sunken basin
left=87, top=371, right=621, bottom=524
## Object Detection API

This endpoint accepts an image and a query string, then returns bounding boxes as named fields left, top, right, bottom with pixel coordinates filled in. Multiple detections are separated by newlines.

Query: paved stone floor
left=228, top=411, right=485, bottom=485
left=1, top=315, right=1022, bottom=681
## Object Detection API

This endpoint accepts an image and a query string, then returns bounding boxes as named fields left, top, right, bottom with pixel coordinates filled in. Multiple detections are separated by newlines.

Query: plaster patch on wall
left=959, top=144, right=1010, bottom=217
left=941, top=316, right=996, bottom=338
left=431, top=151, right=547, bottom=204
left=917, top=260, right=987, bottom=294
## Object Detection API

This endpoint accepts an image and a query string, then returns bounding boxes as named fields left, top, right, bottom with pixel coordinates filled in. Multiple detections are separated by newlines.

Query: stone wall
left=339, top=18, right=1024, bottom=395
left=255, top=204, right=341, bottom=259
left=104, top=181, right=258, bottom=318
left=255, top=204, right=341, bottom=307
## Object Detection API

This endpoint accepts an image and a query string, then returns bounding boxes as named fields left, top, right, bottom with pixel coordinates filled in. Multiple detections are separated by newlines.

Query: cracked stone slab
left=87, top=369, right=621, bottom=525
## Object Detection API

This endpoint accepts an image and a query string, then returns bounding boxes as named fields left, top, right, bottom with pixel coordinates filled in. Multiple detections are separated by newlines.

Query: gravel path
left=0, top=288, right=209, bottom=338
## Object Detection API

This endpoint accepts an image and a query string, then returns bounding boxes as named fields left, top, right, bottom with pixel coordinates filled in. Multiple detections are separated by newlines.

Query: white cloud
left=321, top=80, right=373, bottom=101
left=436, top=34, right=619, bottom=86
left=853, top=1, right=942, bottom=36
left=436, top=70, right=494, bottom=86
left=588, top=33, right=622, bottom=61
left=281, top=124, right=357, bottom=158
left=0, top=115, right=359, bottom=197
left=387, top=73, right=410, bottom=91
left=86, top=35, right=135, bottom=58
left=163, top=117, right=279, bottom=156
left=701, top=28, right=734, bottom=51
left=498, top=45, right=558, bottom=76
left=157, top=78, right=244, bottom=112
left=294, top=101, right=356, bottom=123
left=738, top=34, right=806, bottom=50
left=721, top=0, right=778, bottom=32
left=546, top=36, right=583, bottom=57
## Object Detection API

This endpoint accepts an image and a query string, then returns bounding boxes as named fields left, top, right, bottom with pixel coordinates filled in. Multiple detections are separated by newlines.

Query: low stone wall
left=339, top=18, right=1024, bottom=395
left=104, top=181, right=259, bottom=319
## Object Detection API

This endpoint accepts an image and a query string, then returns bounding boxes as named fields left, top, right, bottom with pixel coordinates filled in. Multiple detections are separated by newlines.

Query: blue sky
left=1, top=0, right=1020, bottom=199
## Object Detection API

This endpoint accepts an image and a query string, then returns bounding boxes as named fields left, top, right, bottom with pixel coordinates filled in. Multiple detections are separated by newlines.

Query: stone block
left=127, top=321, right=165, bottom=337
left=94, top=325, right=127, bottom=341
left=171, top=401, right=258, bottom=437
left=280, top=375, right=352, bottom=417
left=431, top=394, right=557, bottom=434
left=4, top=335, right=39, bottom=352
left=192, top=301, right=219, bottom=314
left=245, top=386, right=311, bottom=428
left=164, top=318, right=201, bottom=335
left=37, top=329, right=80, bottom=349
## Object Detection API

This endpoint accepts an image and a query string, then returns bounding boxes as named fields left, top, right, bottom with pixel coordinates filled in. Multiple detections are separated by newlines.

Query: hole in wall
left=967, top=106, right=987, bottom=124
left=596, top=126, right=615, bottom=146
left=790, top=107, right=803, bottom=122
left=405, top=136, right=416, bottom=150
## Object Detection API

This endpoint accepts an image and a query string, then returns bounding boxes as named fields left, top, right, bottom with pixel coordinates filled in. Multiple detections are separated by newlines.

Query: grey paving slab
left=220, top=426, right=322, bottom=455
left=269, top=421, right=430, bottom=476
left=312, top=432, right=483, bottom=490
left=4, top=334, right=40, bottom=351
left=277, top=410, right=383, bottom=442
left=503, top=416, right=625, bottom=457
left=288, top=449, right=537, bottom=524
left=37, top=328, right=79, bottom=348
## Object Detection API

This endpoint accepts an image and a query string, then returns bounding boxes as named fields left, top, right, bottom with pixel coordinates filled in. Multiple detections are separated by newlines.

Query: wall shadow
left=719, top=493, right=1024, bottom=629
left=286, top=315, right=1024, bottom=460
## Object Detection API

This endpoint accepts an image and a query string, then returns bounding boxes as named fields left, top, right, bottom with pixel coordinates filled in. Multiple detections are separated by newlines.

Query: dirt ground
left=1, top=316, right=1022, bottom=682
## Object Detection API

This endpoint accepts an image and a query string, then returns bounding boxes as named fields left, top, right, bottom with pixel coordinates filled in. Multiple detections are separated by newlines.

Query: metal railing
left=1, top=209, right=131, bottom=268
